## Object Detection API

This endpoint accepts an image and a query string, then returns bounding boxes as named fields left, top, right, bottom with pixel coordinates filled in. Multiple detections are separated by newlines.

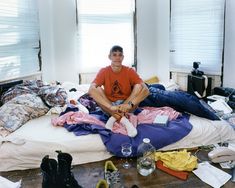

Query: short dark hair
left=110, top=45, right=123, bottom=54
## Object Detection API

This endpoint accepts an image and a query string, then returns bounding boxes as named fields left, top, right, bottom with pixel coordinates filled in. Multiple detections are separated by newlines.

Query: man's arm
left=126, top=82, right=149, bottom=105
left=118, top=82, right=149, bottom=112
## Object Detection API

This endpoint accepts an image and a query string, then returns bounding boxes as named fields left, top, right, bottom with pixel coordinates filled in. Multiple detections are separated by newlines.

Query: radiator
left=78, top=72, right=97, bottom=84
left=171, top=71, right=221, bottom=91
left=0, top=72, right=42, bottom=84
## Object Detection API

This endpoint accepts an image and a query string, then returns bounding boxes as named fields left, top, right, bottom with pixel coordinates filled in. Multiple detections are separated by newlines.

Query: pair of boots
left=40, top=151, right=82, bottom=188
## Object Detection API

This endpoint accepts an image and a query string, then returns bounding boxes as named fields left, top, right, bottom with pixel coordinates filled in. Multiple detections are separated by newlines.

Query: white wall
left=38, top=0, right=78, bottom=83
left=137, top=0, right=170, bottom=82
left=223, top=0, right=235, bottom=88
left=38, top=0, right=169, bottom=83
left=38, top=0, right=55, bottom=82
left=38, top=0, right=233, bottom=87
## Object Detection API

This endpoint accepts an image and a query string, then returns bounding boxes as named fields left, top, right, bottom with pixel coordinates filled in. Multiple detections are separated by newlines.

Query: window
left=0, top=0, right=40, bottom=82
left=76, top=0, right=135, bottom=73
left=170, top=0, right=225, bottom=75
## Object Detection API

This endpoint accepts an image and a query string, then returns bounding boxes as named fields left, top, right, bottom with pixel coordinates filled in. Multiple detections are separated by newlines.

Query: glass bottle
left=137, top=138, right=156, bottom=176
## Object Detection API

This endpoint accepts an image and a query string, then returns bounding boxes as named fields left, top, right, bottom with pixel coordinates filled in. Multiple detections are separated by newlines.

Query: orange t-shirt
left=92, top=65, right=143, bottom=102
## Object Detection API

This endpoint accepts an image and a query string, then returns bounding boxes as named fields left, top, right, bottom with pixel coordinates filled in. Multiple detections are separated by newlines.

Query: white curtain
left=76, top=0, right=135, bottom=73
left=170, top=0, right=225, bottom=75
left=0, top=0, right=40, bottom=82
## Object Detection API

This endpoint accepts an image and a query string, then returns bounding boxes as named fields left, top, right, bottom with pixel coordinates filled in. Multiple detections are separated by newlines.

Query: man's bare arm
left=128, top=83, right=149, bottom=105
left=118, top=83, right=149, bottom=112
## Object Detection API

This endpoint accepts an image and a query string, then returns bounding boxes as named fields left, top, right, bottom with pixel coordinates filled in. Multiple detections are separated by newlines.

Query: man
left=88, top=45, right=149, bottom=137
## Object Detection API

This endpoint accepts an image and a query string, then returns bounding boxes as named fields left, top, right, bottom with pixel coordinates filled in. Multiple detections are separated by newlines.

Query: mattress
left=161, top=114, right=235, bottom=150
left=1, top=113, right=234, bottom=172
left=0, top=114, right=112, bottom=172
left=0, top=81, right=235, bottom=172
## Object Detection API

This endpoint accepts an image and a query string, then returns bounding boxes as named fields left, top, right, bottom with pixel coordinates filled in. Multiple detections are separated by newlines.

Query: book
left=153, top=115, right=169, bottom=125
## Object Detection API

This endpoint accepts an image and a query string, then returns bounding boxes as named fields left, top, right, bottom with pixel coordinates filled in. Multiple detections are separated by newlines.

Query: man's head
left=109, top=45, right=124, bottom=67
left=109, top=45, right=123, bottom=54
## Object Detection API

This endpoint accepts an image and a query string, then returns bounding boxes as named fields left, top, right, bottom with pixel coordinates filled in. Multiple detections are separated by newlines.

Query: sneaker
left=96, top=179, right=108, bottom=188
left=104, top=161, right=124, bottom=188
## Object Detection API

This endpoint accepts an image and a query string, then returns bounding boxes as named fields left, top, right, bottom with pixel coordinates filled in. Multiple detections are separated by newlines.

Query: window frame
left=0, top=0, right=41, bottom=82
left=169, top=0, right=226, bottom=76
left=75, top=0, right=137, bottom=73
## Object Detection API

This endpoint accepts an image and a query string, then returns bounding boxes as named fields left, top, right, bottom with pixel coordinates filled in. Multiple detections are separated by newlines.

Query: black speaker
left=187, top=75, right=212, bottom=98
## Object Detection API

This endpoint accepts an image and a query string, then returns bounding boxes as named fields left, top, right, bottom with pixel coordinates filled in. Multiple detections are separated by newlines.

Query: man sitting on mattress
left=88, top=45, right=149, bottom=137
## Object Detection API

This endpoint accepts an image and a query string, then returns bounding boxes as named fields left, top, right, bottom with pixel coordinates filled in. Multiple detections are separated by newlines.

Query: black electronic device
left=187, top=75, right=212, bottom=98
left=191, top=62, right=204, bottom=76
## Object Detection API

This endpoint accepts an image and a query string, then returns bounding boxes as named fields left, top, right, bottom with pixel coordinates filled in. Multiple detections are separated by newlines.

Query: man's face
left=109, top=51, right=124, bottom=66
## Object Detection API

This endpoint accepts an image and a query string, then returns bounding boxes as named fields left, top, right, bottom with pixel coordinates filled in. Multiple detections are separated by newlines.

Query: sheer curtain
left=170, top=0, right=225, bottom=75
left=76, top=0, right=135, bottom=73
left=0, top=0, right=40, bottom=82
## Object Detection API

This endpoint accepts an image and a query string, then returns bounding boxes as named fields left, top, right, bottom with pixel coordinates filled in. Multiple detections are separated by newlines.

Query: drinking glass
left=121, top=143, right=132, bottom=169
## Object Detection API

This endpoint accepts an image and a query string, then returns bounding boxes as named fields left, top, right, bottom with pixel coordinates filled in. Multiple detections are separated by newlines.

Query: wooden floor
left=0, top=150, right=234, bottom=188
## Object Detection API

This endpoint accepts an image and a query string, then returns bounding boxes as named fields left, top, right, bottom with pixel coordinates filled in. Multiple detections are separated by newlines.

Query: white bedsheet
left=161, top=115, right=235, bottom=150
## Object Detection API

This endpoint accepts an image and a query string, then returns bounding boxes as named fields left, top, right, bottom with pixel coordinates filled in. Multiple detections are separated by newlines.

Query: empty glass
left=121, top=143, right=132, bottom=169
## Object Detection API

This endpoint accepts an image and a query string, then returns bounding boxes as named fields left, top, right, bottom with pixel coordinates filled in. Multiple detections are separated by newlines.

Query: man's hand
left=116, top=103, right=132, bottom=113
left=110, top=105, right=119, bottom=112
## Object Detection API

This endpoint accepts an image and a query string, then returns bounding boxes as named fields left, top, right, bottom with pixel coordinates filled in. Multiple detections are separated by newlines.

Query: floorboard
left=0, top=150, right=234, bottom=188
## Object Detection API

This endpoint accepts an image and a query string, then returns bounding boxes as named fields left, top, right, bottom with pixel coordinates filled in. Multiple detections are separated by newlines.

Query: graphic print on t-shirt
left=111, top=80, right=123, bottom=97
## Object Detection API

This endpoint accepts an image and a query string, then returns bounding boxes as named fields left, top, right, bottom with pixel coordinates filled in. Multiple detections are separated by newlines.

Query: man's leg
left=124, top=84, right=142, bottom=109
left=94, top=87, right=112, bottom=113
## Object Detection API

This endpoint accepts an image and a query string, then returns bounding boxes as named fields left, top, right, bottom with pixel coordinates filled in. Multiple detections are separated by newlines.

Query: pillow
left=144, top=76, right=159, bottom=84
left=38, top=86, right=67, bottom=107
left=0, top=94, right=49, bottom=135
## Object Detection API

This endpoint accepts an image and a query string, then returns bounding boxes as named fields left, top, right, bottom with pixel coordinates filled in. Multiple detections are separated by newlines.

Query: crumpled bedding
left=100, top=113, right=192, bottom=157
left=0, top=80, right=67, bottom=137
left=61, top=106, right=192, bottom=157
left=0, top=94, right=48, bottom=136
left=55, top=105, right=181, bottom=136
left=1, top=80, right=67, bottom=107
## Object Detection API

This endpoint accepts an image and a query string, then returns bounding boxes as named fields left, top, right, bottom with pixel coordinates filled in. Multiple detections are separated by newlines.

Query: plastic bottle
left=137, top=138, right=156, bottom=176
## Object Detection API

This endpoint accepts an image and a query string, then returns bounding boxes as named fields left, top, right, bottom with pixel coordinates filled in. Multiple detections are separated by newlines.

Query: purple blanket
left=64, top=108, right=192, bottom=157
left=100, top=114, right=192, bottom=157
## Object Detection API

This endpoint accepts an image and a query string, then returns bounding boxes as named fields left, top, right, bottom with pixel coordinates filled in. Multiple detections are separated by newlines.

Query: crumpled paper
left=193, top=162, right=231, bottom=188
left=0, top=176, right=21, bottom=188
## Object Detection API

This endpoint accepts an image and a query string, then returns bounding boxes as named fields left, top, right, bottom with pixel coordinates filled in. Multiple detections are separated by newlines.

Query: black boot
left=56, top=151, right=82, bottom=188
left=40, top=155, right=58, bottom=188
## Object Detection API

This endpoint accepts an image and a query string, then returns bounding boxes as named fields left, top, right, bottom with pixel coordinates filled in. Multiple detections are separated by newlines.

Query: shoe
left=40, top=155, right=58, bottom=188
left=104, top=161, right=124, bottom=188
left=56, top=151, right=82, bottom=188
left=96, top=179, right=108, bottom=188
